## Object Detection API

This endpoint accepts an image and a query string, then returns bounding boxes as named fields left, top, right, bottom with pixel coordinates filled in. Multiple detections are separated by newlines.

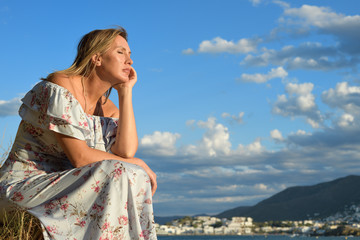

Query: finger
left=130, top=66, right=136, bottom=75
left=129, top=67, right=135, bottom=78
left=151, top=177, right=157, bottom=196
left=129, top=67, right=137, bottom=81
left=129, top=68, right=134, bottom=79
left=152, top=184, right=157, bottom=196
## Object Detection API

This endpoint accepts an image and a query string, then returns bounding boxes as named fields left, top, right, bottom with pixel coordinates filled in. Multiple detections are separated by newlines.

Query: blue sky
left=1, top=0, right=360, bottom=217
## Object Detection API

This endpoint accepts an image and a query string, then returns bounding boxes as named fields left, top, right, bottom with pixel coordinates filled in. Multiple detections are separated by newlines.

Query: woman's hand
left=133, top=157, right=157, bottom=196
left=113, top=67, right=137, bottom=90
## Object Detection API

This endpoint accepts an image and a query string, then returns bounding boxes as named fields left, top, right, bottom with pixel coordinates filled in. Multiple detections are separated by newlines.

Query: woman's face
left=97, top=35, right=133, bottom=85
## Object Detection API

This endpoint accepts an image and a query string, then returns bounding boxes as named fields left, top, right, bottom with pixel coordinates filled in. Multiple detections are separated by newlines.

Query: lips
left=123, top=68, right=131, bottom=74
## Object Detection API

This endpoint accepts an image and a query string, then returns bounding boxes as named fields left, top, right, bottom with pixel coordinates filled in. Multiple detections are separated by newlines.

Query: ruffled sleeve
left=19, top=81, right=91, bottom=141
left=100, top=117, right=118, bottom=152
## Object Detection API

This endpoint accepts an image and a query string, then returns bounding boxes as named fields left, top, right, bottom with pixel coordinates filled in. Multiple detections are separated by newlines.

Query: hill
left=216, top=175, right=360, bottom=221
left=155, top=216, right=185, bottom=225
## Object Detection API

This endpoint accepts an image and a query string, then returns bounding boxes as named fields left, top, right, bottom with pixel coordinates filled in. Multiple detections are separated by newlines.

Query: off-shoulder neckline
left=39, top=80, right=118, bottom=120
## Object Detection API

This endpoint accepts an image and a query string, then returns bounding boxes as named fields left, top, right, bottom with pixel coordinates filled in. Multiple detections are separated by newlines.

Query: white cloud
left=295, top=129, right=310, bottom=136
left=282, top=4, right=360, bottom=53
left=337, top=113, right=355, bottom=128
left=222, top=112, right=244, bottom=124
left=183, top=165, right=270, bottom=179
left=182, top=48, right=195, bottom=55
left=0, top=97, right=22, bottom=117
left=148, top=111, right=360, bottom=215
left=270, top=129, right=284, bottom=142
left=198, top=37, right=259, bottom=54
left=235, top=138, right=264, bottom=155
left=306, top=118, right=320, bottom=129
left=242, top=42, right=356, bottom=71
left=243, top=3, right=360, bottom=70
left=150, top=4, right=360, bottom=216
left=283, top=5, right=358, bottom=30
left=321, top=82, right=360, bottom=129
left=272, top=0, right=290, bottom=9
left=322, top=82, right=360, bottom=115
left=139, top=131, right=180, bottom=156
left=239, top=66, right=288, bottom=83
left=184, top=117, right=231, bottom=157
left=272, top=82, right=323, bottom=128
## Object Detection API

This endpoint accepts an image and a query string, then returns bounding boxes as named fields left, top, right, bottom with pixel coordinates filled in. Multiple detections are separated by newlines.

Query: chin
left=114, top=77, right=128, bottom=83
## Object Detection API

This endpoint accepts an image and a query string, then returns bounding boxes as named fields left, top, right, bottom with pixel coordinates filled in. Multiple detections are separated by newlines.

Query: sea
left=158, top=236, right=360, bottom=240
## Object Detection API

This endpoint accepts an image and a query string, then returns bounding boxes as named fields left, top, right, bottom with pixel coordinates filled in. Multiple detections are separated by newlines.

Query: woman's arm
left=110, top=67, right=138, bottom=158
left=55, top=132, right=157, bottom=195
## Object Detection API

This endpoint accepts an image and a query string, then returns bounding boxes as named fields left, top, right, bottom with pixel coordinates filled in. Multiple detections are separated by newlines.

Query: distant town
left=156, top=204, right=360, bottom=236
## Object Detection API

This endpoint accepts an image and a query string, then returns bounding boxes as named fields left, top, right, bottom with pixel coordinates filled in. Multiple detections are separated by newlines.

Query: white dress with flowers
left=0, top=81, right=157, bottom=240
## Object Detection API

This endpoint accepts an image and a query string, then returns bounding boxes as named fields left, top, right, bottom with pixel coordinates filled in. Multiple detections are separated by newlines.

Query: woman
left=0, top=27, right=158, bottom=239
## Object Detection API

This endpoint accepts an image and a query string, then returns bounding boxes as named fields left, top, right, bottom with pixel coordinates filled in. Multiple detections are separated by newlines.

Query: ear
left=91, top=54, right=102, bottom=66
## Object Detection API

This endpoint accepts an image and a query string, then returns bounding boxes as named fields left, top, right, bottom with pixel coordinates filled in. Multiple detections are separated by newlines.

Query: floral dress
left=0, top=81, right=157, bottom=240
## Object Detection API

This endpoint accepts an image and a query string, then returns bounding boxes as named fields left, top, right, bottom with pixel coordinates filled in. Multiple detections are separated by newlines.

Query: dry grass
left=0, top=209, right=44, bottom=240
left=0, top=135, right=44, bottom=240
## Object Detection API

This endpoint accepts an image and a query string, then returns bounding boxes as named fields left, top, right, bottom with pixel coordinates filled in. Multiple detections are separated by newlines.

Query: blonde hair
left=44, top=26, right=128, bottom=100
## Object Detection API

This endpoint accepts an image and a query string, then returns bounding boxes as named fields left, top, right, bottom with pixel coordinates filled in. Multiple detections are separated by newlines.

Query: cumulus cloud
left=184, top=117, right=232, bottom=157
left=322, top=82, right=360, bottom=115
left=320, top=82, right=360, bottom=130
left=270, top=129, right=284, bottom=142
left=153, top=3, right=360, bottom=216
left=146, top=112, right=360, bottom=215
left=197, top=37, right=259, bottom=54
left=222, top=112, right=245, bottom=124
left=235, top=138, right=264, bottom=155
left=286, top=125, right=360, bottom=149
left=337, top=113, right=355, bottom=128
left=280, top=82, right=360, bottom=149
left=185, top=4, right=360, bottom=73
left=272, top=82, right=323, bottom=128
left=141, top=117, right=266, bottom=161
left=242, top=42, right=357, bottom=71
left=0, top=97, right=21, bottom=117
left=242, top=4, right=360, bottom=71
left=239, top=66, right=288, bottom=83
left=282, top=4, right=360, bottom=53
left=139, top=131, right=181, bottom=156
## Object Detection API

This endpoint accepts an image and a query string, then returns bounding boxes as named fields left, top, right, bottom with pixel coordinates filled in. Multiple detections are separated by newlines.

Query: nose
left=126, top=54, right=133, bottom=65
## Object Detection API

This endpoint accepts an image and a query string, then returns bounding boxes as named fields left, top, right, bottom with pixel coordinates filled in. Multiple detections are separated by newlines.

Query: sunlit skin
left=50, top=35, right=157, bottom=196
left=95, top=35, right=135, bottom=89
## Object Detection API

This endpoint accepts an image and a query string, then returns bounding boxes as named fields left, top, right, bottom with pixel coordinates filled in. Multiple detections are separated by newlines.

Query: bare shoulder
left=47, top=73, right=80, bottom=93
left=101, top=97, right=119, bottom=118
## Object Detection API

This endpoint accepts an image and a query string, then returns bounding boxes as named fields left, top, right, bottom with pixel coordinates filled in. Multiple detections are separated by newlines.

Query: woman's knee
left=95, top=160, right=139, bottom=178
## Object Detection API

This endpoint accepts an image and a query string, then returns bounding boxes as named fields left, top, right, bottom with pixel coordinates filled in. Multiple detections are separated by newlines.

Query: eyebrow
left=116, top=46, right=131, bottom=55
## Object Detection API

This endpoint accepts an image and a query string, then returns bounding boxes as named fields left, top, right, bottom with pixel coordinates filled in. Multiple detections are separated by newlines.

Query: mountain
left=216, top=175, right=360, bottom=222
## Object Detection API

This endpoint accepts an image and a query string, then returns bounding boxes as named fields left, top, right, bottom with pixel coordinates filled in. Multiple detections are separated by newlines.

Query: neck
left=82, top=73, right=112, bottom=113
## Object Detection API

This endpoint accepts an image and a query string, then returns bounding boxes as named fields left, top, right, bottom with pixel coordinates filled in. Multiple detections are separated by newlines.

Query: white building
left=157, top=225, right=177, bottom=235
left=204, top=225, right=214, bottom=234
left=227, top=217, right=253, bottom=234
